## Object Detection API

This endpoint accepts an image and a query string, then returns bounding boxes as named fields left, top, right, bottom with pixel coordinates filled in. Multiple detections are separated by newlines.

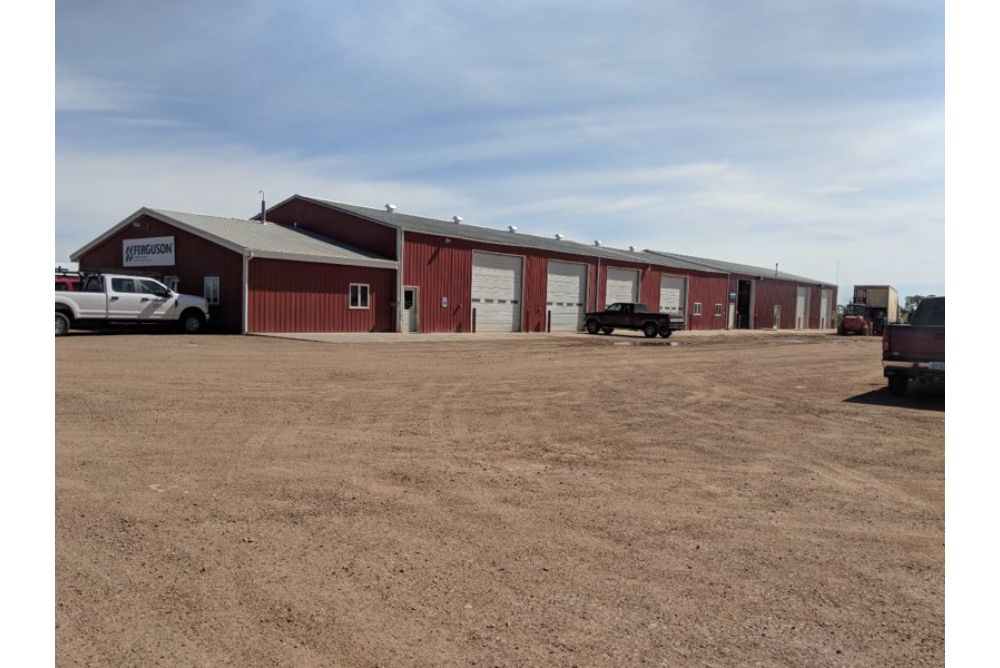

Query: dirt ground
left=55, top=331, right=944, bottom=667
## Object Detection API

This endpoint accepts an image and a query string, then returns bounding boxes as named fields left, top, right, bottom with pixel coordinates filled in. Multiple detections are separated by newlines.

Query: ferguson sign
left=123, top=236, right=175, bottom=267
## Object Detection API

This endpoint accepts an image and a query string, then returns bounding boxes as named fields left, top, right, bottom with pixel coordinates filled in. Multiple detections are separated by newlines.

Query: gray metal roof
left=644, top=249, right=835, bottom=286
left=296, top=196, right=725, bottom=274
left=71, top=207, right=397, bottom=268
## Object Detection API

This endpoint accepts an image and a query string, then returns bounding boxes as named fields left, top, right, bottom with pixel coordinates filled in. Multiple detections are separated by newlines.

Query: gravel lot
left=56, top=331, right=944, bottom=666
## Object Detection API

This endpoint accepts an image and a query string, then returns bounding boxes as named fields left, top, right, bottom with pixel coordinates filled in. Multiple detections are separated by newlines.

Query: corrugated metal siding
left=76, top=213, right=244, bottom=332
left=403, top=233, right=473, bottom=332
left=266, top=198, right=398, bottom=259
left=687, top=274, right=729, bottom=330
left=248, top=258, right=394, bottom=333
left=639, top=268, right=660, bottom=311
left=751, top=278, right=799, bottom=329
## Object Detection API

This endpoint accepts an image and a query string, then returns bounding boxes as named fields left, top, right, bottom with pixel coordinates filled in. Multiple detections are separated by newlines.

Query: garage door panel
left=605, top=267, right=638, bottom=305
left=472, top=252, right=522, bottom=332
left=659, top=275, right=686, bottom=327
left=547, top=261, right=587, bottom=331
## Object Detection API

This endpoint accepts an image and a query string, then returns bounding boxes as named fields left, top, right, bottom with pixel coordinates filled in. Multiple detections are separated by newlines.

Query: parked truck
left=584, top=303, right=673, bottom=338
left=882, top=296, right=944, bottom=396
left=55, top=272, right=210, bottom=336
left=839, top=285, right=899, bottom=336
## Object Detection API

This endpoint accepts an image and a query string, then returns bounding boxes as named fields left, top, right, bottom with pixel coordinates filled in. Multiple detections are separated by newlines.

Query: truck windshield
left=843, top=304, right=866, bottom=316
left=911, top=298, right=945, bottom=326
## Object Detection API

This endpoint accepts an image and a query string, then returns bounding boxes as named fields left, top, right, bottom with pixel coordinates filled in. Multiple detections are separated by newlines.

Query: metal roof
left=71, top=208, right=397, bottom=268
left=293, top=196, right=724, bottom=274
left=644, top=249, right=835, bottom=286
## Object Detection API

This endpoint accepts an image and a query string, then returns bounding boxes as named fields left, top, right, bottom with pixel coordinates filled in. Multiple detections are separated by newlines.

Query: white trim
left=714, top=303, right=723, bottom=316
left=242, top=253, right=251, bottom=334
left=396, top=228, right=404, bottom=332
left=349, top=283, right=370, bottom=310
left=402, top=285, right=420, bottom=332
left=693, top=301, right=703, bottom=316
left=204, top=276, right=221, bottom=305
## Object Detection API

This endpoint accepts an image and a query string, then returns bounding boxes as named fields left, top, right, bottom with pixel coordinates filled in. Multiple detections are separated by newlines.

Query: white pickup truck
left=55, top=273, right=210, bottom=336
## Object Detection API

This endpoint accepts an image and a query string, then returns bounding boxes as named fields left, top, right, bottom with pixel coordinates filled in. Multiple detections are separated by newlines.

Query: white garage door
left=605, top=267, right=638, bottom=305
left=472, top=252, right=523, bottom=332
left=795, top=286, right=808, bottom=329
left=659, top=275, right=687, bottom=327
left=546, top=261, right=588, bottom=331
left=820, top=289, right=831, bottom=329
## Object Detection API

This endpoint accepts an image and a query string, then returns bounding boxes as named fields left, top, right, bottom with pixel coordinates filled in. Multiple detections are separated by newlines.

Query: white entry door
left=659, top=275, right=686, bottom=328
left=472, top=252, right=523, bottom=332
left=546, top=261, right=587, bottom=331
left=403, top=287, right=418, bottom=332
left=795, top=286, right=808, bottom=329
left=605, top=267, right=638, bottom=305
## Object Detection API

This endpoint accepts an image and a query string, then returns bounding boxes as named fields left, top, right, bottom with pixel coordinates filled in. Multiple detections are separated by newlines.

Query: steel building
left=70, top=194, right=836, bottom=334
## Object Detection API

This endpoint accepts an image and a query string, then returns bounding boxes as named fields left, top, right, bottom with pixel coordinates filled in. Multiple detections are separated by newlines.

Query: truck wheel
left=585, top=319, right=600, bottom=335
left=180, top=310, right=205, bottom=334
left=601, top=326, right=613, bottom=335
left=862, top=325, right=871, bottom=336
left=55, top=312, right=71, bottom=336
left=887, top=375, right=908, bottom=397
left=660, top=329, right=672, bottom=338
left=642, top=322, right=658, bottom=338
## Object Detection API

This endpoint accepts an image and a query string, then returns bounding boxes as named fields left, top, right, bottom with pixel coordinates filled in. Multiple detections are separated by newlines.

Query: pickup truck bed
left=882, top=296, right=944, bottom=395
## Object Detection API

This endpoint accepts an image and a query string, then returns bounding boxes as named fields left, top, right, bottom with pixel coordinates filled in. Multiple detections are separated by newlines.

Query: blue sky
left=56, top=0, right=944, bottom=300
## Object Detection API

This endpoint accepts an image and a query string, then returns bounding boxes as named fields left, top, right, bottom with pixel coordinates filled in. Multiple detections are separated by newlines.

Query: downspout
left=242, top=251, right=253, bottom=334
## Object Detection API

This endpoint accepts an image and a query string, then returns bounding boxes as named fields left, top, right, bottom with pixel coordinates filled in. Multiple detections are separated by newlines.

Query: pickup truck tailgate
left=885, top=325, right=945, bottom=362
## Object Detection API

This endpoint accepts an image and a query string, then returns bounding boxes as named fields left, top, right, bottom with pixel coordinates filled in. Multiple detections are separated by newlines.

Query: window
left=693, top=302, right=703, bottom=316
left=635, top=304, right=648, bottom=313
left=714, top=303, right=723, bottom=316
left=55, top=282, right=68, bottom=291
left=138, top=279, right=168, bottom=295
left=111, top=278, right=136, bottom=293
left=204, top=276, right=220, bottom=305
left=163, top=276, right=180, bottom=291
left=349, top=283, right=370, bottom=309
left=605, top=303, right=623, bottom=313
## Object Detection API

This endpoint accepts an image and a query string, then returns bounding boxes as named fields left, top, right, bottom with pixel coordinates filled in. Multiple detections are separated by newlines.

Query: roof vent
left=508, top=225, right=518, bottom=233
left=453, top=216, right=463, bottom=224
left=628, top=245, right=636, bottom=252
left=554, top=233, right=563, bottom=240
left=385, top=203, right=396, bottom=213
left=594, top=240, right=602, bottom=247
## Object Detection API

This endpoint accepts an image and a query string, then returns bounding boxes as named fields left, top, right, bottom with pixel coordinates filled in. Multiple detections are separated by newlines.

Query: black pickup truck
left=584, top=303, right=673, bottom=338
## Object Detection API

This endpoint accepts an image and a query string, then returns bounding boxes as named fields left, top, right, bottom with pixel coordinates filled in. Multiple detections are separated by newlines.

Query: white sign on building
left=123, top=236, right=175, bottom=267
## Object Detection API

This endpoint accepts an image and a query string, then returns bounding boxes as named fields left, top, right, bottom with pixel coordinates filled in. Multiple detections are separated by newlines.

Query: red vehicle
left=882, top=296, right=945, bottom=396
left=55, top=268, right=81, bottom=292
left=839, top=303, right=888, bottom=335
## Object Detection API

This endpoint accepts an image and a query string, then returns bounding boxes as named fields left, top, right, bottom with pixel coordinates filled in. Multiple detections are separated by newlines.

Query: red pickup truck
left=882, top=296, right=945, bottom=396
left=584, top=303, right=673, bottom=338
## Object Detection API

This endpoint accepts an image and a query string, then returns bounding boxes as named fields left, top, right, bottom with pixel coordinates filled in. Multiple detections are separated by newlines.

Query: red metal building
left=70, top=196, right=836, bottom=335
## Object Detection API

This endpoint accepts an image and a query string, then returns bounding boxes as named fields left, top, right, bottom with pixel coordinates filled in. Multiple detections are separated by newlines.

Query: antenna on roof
left=554, top=233, right=563, bottom=240
left=453, top=216, right=463, bottom=224
left=775, top=263, right=779, bottom=278
left=508, top=225, right=518, bottom=233
left=385, top=203, right=396, bottom=213
left=594, top=240, right=602, bottom=247
left=258, top=190, right=266, bottom=224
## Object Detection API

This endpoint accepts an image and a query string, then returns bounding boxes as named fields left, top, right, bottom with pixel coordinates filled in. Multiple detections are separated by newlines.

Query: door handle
left=109, top=296, right=119, bottom=301
left=140, top=297, right=150, bottom=302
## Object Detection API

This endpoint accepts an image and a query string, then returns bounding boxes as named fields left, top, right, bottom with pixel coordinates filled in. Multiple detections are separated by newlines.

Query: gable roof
left=643, top=250, right=834, bottom=286
left=70, top=208, right=397, bottom=268
left=280, top=195, right=725, bottom=274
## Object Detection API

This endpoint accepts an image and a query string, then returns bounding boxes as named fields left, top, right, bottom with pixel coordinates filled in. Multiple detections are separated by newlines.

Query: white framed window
left=349, top=283, right=370, bottom=309
left=693, top=302, right=703, bottom=316
left=204, top=276, right=220, bottom=305
left=714, top=303, right=723, bottom=316
left=163, top=275, right=180, bottom=291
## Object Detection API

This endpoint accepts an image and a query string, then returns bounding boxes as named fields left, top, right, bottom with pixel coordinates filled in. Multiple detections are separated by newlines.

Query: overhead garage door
left=795, top=286, right=808, bottom=329
left=472, top=252, right=523, bottom=332
left=659, top=275, right=687, bottom=327
left=546, top=261, right=587, bottom=331
left=605, top=267, right=638, bottom=305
